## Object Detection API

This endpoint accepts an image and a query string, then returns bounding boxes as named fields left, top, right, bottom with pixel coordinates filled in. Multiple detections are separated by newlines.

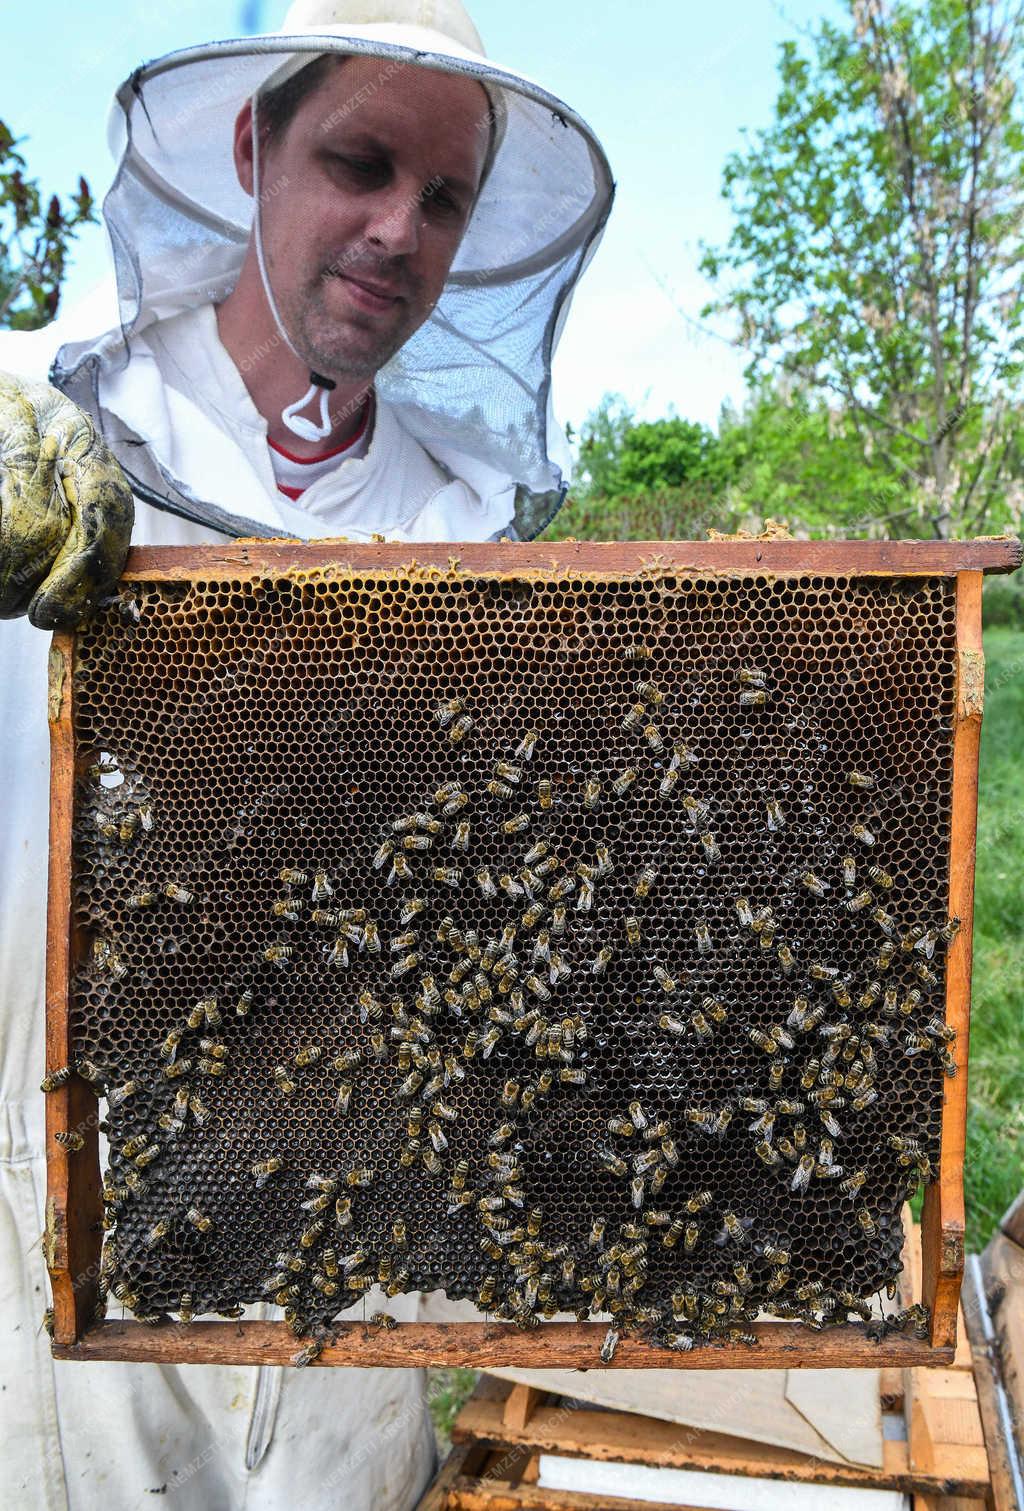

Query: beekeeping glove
left=0, top=371, right=134, bottom=629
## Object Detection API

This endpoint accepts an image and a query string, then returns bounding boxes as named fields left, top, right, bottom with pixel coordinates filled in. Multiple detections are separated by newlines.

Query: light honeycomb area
left=67, top=568, right=959, bottom=1354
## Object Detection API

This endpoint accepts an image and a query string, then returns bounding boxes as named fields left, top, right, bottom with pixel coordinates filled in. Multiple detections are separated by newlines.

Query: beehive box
left=43, top=538, right=1021, bottom=1370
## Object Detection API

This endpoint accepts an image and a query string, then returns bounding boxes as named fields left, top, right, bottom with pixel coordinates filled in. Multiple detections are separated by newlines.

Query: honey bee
left=856, top=1206, right=878, bottom=1237
left=923, top=1015, right=956, bottom=1043
left=737, top=665, right=767, bottom=688
left=401, top=832, right=432, bottom=853
left=107, top=1079, right=139, bottom=1108
left=830, top=978, right=853, bottom=1008
left=186, top=1206, right=213, bottom=1233
left=40, top=1065, right=74, bottom=1093
left=851, top=822, right=876, bottom=847
left=775, top=942, right=796, bottom=975
left=839, top=1170, right=866, bottom=1195
left=577, top=775, right=603, bottom=813
left=693, top=918, right=714, bottom=956
left=584, top=944, right=613, bottom=980
left=502, top=813, right=530, bottom=835
left=622, top=915, right=642, bottom=949
left=739, top=689, right=767, bottom=708
left=649, top=964, right=679, bottom=998
left=448, top=714, right=474, bottom=744
left=126, top=890, right=159, bottom=912
left=535, top=778, right=553, bottom=810
left=867, top=864, right=893, bottom=890
left=118, top=812, right=141, bottom=845
left=164, top=882, right=194, bottom=905
left=598, top=1145, right=628, bottom=1178
left=857, top=981, right=881, bottom=1014
left=435, top=696, right=465, bottom=728
left=188, top=1092, right=210, bottom=1124
left=386, top=854, right=413, bottom=886
left=54, top=1130, right=84, bottom=1152
left=940, top=915, right=961, bottom=945
left=366, top=1310, right=397, bottom=1332
left=373, top=838, right=395, bottom=870
left=612, top=767, right=638, bottom=797
left=875, top=936, right=900, bottom=973
left=719, top=1211, right=751, bottom=1246
left=791, top=1153, right=815, bottom=1193
left=391, top=953, right=422, bottom=979
left=644, top=724, right=664, bottom=754
left=531, top=905, right=558, bottom=943
left=575, top=875, right=595, bottom=913
left=659, top=766, right=680, bottom=798
left=252, top=1157, right=283, bottom=1187
left=636, top=678, right=663, bottom=707
left=264, top=944, right=293, bottom=965
left=274, top=1066, right=297, bottom=1096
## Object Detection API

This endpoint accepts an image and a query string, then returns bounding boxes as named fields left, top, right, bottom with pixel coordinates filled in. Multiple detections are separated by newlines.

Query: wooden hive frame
left=43, top=537, right=1021, bottom=1370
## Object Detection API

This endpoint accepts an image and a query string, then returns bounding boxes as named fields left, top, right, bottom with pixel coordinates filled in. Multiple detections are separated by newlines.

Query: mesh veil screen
left=69, top=566, right=959, bottom=1349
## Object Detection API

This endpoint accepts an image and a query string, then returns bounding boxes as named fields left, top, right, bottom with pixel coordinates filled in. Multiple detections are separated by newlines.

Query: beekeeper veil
left=54, top=0, right=615, bottom=539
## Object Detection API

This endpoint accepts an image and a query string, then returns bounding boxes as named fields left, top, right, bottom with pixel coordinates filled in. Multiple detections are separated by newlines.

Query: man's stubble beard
left=287, top=273, right=423, bottom=382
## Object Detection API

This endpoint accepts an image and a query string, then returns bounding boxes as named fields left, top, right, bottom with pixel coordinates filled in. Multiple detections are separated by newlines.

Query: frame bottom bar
left=53, top=1319, right=954, bottom=1369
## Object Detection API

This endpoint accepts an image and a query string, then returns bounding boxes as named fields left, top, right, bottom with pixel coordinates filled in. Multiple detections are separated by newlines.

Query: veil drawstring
left=250, top=95, right=337, bottom=442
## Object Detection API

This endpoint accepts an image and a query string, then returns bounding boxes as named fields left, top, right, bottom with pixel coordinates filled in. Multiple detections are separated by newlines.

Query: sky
left=3, top=0, right=845, bottom=434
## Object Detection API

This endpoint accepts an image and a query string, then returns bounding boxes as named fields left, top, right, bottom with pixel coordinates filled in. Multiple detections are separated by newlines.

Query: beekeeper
left=0, top=1, right=613, bottom=1506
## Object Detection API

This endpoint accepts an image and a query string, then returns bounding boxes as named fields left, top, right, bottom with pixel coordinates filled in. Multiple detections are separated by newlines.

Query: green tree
left=575, top=394, right=721, bottom=497
left=701, top=0, right=1024, bottom=539
left=548, top=394, right=749, bottom=542
left=714, top=377, right=931, bottom=533
left=0, top=119, right=96, bottom=330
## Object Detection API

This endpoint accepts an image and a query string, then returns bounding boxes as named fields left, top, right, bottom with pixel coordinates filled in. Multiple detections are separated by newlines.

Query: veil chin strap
left=250, top=95, right=337, bottom=443
left=280, top=372, right=337, bottom=442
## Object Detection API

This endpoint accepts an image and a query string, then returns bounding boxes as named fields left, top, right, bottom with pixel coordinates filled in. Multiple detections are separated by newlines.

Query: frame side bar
left=922, top=571, right=983, bottom=1347
left=44, top=633, right=102, bottom=1343
left=118, top=537, right=1024, bottom=581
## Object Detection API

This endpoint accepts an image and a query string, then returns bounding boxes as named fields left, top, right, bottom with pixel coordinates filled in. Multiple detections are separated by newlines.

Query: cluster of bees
left=54, top=654, right=959, bottom=1362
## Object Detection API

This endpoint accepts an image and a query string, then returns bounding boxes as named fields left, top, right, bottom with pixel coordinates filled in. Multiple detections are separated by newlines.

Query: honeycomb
left=65, top=567, right=960, bottom=1355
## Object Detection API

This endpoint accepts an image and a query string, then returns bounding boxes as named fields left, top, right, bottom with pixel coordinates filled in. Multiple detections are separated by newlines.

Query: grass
left=427, top=1368, right=479, bottom=1455
left=964, top=616, right=1024, bottom=1249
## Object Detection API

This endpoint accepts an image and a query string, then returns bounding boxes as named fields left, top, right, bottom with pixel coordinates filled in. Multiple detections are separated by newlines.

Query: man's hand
left=0, top=371, right=134, bottom=630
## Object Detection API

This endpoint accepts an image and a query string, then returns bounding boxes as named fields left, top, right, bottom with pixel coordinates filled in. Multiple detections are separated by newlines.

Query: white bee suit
left=0, top=1, right=613, bottom=1505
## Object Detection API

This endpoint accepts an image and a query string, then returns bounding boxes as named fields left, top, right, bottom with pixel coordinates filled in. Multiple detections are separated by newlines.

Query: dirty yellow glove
left=0, top=371, right=134, bottom=630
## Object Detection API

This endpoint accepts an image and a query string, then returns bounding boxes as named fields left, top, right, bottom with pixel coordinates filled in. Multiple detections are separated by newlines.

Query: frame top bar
left=120, top=536, right=1024, bottom=581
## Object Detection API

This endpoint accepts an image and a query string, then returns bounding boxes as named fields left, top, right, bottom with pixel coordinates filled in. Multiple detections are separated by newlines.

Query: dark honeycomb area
left=68, top=569, right=959, bottom=1350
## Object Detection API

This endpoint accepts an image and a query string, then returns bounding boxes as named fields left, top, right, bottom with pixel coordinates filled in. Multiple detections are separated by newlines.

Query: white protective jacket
left=0, top=287, right=525, bottom=1510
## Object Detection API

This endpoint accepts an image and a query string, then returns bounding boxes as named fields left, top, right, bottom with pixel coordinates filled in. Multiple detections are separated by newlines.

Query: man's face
left=240, top=57, right=491, bottom=380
